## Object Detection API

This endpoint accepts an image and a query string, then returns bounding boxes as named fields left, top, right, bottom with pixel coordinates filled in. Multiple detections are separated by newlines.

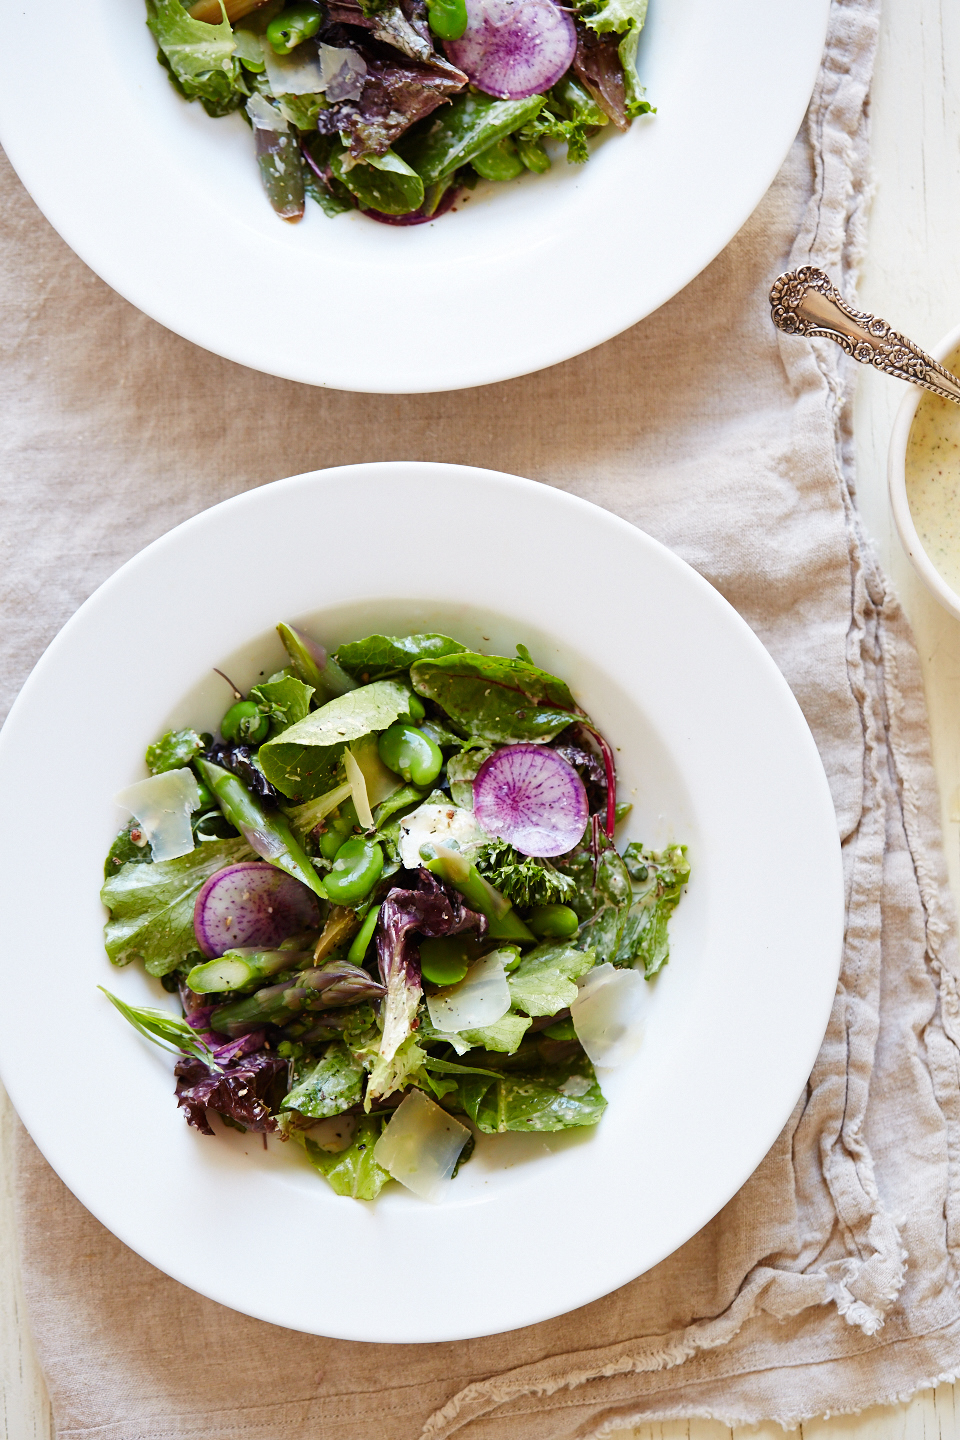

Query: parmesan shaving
left=373, top=1089, right=470, bottom=1202
left=246, top=93, right=288, bottom=131
left=318, top=42, right=367, bottom=102
left=114, top=768, right=200, bottom=863
left=351, top=733, right=403, bottom=808
left=259, top=36, right=325, bottom=96
left=426, top=950, right=511, bottom=1033
left=570, top=962, right=649, bottom=1069
left=343, top=746, right=373, bottom=828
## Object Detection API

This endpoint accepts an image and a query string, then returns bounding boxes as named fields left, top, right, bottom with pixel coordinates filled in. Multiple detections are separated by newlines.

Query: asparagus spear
left=196, top=757, right=327, bottom=901
left=422, top=843, right=534, bottom=941
left=211, top=962, right=385, bottom=1036
left=186, top=947, right=314, bottom=995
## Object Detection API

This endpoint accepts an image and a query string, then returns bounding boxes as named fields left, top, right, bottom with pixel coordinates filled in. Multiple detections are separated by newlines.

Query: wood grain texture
left=0, top=1087, right=51, bottom=1440
left=4, top=0, right=960, bottom=1435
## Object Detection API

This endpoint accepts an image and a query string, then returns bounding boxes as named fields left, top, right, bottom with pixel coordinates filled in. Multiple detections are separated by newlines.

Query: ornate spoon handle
left=769, top=266, right=960, bottom=406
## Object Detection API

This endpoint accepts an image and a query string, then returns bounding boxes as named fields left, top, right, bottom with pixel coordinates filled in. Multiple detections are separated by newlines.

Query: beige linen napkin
left=6, top=0, right=960, bottom=1433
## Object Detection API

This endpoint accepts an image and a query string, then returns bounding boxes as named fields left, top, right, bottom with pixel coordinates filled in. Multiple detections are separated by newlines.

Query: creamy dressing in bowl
left=905, top=346, right=960, bottom=597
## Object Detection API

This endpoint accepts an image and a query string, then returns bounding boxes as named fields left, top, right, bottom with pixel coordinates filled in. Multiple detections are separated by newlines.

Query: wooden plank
left=0, top=1086, right=52, bottom=1440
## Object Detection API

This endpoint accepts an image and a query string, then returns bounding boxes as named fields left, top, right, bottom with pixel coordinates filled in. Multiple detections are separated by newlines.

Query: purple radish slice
left=193, top=862, right=321, bottom=959
left=444, top=0, right=576, bottom=102
left=473, top=744, right=589, bottom=858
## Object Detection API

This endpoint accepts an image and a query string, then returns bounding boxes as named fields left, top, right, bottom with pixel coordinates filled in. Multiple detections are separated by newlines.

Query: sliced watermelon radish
left=444, top=0, right=576, bottom=102
left=473, top=744, right=589, bottom=857
left=193, top=862, right=321, bottom=958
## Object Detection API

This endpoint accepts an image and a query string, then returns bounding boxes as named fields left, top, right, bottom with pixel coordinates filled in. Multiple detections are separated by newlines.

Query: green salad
left=101, top=623, right=688, bottom=1201
left=145, top=0, right=652, bottom=225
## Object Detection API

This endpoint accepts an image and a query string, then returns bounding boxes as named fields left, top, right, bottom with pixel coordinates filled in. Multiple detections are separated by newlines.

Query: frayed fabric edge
left=419, top=1272, right=812, bottom=1440
left=585, top=1364, right=960, bottom=1437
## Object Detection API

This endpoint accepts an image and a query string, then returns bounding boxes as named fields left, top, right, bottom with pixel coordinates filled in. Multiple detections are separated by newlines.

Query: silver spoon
left=769, top=266, right=960, bottom=406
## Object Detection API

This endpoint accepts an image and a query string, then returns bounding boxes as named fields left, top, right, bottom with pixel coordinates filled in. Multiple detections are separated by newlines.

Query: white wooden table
left=4, top=0, right=960, bottom=1433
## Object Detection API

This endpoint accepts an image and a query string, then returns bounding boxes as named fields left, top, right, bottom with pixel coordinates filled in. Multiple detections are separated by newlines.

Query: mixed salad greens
left=145, top=0, right=652, bottom=224
left=101, top=624, right=689, bottom=1201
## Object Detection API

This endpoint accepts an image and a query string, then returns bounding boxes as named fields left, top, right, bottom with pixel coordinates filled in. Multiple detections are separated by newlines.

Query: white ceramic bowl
left=0, top=0, right=830, bottom=392
left=0, top=463, right=843, bottom=1340
left=888, top=322, right=960, bottom=622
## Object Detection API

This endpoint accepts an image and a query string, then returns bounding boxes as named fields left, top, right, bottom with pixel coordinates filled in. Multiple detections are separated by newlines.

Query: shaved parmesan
left=426, top=950, right=511, bottom=1033
left=351, top=733, right=403, bottom=808
left=374, top=1089, right=470, bottom=1202
left=343, top=747, right=373, bottom=828
left=318, top=42, right=367, bottom=102
left=114, top=768, right=200, bottom=863
left=246, top=93, right=288, bottom=131
left=570, top=962, right=650, bottom=1069
left=398, top=802, right=488, bottom=869
left=259, top=37, right=325, bottom=96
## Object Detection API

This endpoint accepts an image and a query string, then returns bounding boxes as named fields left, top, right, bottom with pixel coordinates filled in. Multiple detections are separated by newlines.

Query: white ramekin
left=888, top=321, right=960, bottom=623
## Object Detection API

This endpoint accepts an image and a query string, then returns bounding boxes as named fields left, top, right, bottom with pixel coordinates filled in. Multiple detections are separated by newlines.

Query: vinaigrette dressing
left=906, top=348, right=960, bottom=595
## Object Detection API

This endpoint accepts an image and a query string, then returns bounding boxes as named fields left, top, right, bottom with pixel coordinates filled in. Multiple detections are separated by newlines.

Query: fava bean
left=220, top=699, right=270, bottom=745
left=420, top=934, right=486, bottom=985
left=319, top=806, right=355, bottom=860
left=378, top=722, right=443, bottom=787
left=472, top=136, right=524, bottom=182
left=527, top=903, right=579, bottom=938
left=267, top=2, right=321, bottom=54
left=426, top=0, right=468, bottom=40
left=324, top=836, right=384, bottom=905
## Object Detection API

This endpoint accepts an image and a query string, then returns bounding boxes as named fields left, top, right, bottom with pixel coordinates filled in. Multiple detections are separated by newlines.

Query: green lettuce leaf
left=146, top=0, right=242, bottom=109
left=295, top=1115, right=391, bottom=1199
left=459, top=1012, right=532, bottom=1053
left=581, top=0, right=647, bottom=36
left=364, top=1032, right=428, bottom=1106
left=446, top=746, right=494, bottom=807
left=420, top=1053, right=501, bottom=1100
left=281, top=1042, right=364, bottom=1119
left=460, top=1052, right=606, bottom=1133
left=104, top=820, right=153, bottom=879
left=410, top=653, right=583, bottom=744
left=249, top=675, right=314, bottom=737
left=101, top=837, right=254, bottom=976
left=145, top=727, right=207, bottom=776
left=507, top=941, right=595, bottom=1016
left=552, top=843, right=633, bottom=963
left=278, top=93, right=328, bottom=130
left=259, top=679, right=413, bottom=800
left=617, top=843, right=690, bottom=977
left=335, top=633, right=467, bottom=682
left=617, top=24, right=654, bottom=120
left=577, top=0, right=650, bottom=119
left=399, top=92, right=546, bottom=185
